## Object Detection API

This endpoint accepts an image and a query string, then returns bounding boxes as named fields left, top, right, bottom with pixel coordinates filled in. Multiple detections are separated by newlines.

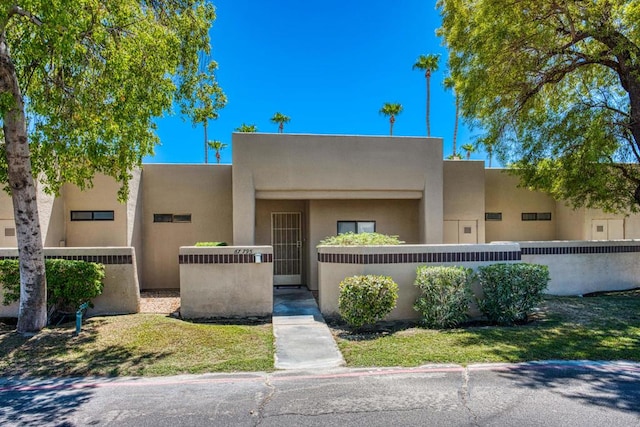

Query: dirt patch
left=140, top=290, right=180, bottom=314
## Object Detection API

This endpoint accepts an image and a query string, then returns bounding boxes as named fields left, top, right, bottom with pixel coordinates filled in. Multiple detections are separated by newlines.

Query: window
left=337, top=221, right=376, bottom=234
left=485, top=212, right=502, bottom=221
left=154, top=213, right=192, bottom=223
left=70, top=210, right=114, bottom=221
left=522, top=212, right=552, bottom=221
left=173, top=214, right=192, bottom=223
left=463, top=227, right=472, bottom=234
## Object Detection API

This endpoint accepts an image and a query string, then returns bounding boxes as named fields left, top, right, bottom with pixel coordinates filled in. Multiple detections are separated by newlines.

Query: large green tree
left=0, top=0, right=224, bottom=333
left=412, top=54, right=440, bottom=136
left=379, top=103, right=403, bottom=136
left=438, top=0, right=640, bottom=212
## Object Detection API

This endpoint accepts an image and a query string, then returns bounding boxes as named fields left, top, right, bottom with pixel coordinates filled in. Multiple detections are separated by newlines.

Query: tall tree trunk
left=453, top=95, right=459, bottom=156
left=389, top=115, right=395, bottom=136
left=0, top=38, right=47, bottom=334
left=426, top=71, right=431, bottom=137
left=216, top=150, right=221, bottom=163
left=278, top=122, right=283, bottom=133
left=203, top=121, right=208, bottom=164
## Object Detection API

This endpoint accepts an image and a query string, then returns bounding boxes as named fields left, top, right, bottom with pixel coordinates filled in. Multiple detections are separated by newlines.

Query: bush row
left=0, top=259, right=105, bottom=315
left=338, top=263, right=549, bottom=329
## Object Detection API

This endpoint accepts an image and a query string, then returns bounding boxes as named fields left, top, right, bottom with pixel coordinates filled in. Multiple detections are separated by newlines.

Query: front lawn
left=332, top=292, right=640, bottom=367
left=0, top=314, right=274, bottom=376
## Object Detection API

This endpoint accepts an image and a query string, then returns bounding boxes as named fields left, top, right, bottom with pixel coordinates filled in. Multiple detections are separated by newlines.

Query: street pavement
left=1, top=361, right=639, bottom=426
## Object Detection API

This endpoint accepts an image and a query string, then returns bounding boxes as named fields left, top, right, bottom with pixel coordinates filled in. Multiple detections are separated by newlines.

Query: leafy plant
left=0, top=259, right=105, bottom=313
left=319, top=232, right=403, bottom=246
left=414, top=266, right=473, bottom=328
left=194, top=242, right=228, bottom=246
left=338, top=275, right=398, bottom=329
left=477, top=263, right=550, bottom=325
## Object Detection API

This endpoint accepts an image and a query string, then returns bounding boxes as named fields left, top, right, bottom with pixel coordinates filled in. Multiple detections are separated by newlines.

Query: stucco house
left=1, top=133, right=639, bottom=293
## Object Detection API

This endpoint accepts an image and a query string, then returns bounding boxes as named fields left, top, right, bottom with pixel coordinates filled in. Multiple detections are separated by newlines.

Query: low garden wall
left=520, top=240, right=640, bottom=295
left=317, top=243, right=521, bottom=320
left=179, top=246, right=273, bottom=318
left=318, top=240, right=640, bottom=320
left=0, top=247, right=140, bottom=318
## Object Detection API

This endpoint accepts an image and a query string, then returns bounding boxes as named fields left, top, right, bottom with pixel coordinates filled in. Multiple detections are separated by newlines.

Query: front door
left=271, top=212, right=302, bottom=285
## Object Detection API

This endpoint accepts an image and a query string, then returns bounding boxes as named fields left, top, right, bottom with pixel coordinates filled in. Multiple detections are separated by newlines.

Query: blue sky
left=148, top=0, right=484, bottom=164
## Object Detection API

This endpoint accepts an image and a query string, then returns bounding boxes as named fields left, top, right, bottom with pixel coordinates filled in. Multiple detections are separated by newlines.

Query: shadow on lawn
left=497, top=363, right=640, bottom=415
left=0, top=319, right=169, bottom=377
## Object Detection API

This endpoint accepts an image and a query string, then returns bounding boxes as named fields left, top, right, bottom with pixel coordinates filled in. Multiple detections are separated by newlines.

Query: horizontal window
left=337, top=221, right=376, bottom=234
left=485, top=212, right=502, bottom=221
left=71, top=210, right=114, bottom=221
left=522, top=212, right=552, bottom=221
left=154, top=213, right=192, bottom=223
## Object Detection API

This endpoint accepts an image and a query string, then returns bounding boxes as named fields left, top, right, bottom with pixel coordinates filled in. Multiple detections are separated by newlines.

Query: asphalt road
left=1, top=361, right=639, bottom=427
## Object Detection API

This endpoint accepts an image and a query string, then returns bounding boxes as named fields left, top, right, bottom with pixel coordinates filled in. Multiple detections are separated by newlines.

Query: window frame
left=337, top=220, right=376, bottom=235
left=70, top=210, right=115, bottom=221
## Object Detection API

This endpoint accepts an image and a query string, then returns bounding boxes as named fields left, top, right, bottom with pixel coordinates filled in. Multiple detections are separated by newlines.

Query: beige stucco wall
left=0, top=191, right=17, bottom=248
left=317, top=243, right=521, bottom=320
left=307, top=199, right=420, bottom=290
left=485, top=170, right=557, bottom=242
left=443, top=160, right=486, bottom=243
left=520, top=241, right=640, bottom=295
left=142, top=165, right=233, bottom=289
left=179, top=246, right=273, bottom=318
left=0, top=247, right=139, bottom=318
left=63, top=174, right=129, bottom=247
left=232, top=133, right=443, bottom=246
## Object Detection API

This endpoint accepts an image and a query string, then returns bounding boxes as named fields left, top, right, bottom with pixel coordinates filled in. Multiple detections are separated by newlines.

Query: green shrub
left=477, top=263, right=550, bottom=325
left=0, top=259, right=105, bottom=312
left=413, top=266, right=473, bottom=328
left=338, top=275, right=399, bottom=329
left=319, top=232, right=403, bottom=246
left=194, top=241, right=228, bottom=246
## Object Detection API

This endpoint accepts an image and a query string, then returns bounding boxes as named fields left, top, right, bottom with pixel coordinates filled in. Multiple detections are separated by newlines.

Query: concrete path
left=272, top=287, right=345, bottom=370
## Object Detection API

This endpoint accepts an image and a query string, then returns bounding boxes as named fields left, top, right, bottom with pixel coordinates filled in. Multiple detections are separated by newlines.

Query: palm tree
left=443, top=76, right=459, bottom=157
left=412, top=54, right=440, bottom=136
left=461, top=143, right=475, bottom=160
left=235, top=123, right=258, bottom=132
left=207, top=140, right=228, bottom=164
left=270, top=112, right=290, bottom=133
left=379, top=103, right=403, bottom=136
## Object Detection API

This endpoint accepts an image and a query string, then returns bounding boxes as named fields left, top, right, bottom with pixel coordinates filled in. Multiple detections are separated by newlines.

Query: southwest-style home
left=2, top=133, right=639, bottom=293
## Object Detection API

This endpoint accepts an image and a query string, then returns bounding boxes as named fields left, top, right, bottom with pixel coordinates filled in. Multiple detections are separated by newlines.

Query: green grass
left=332, top=292, right=640, bottom=367
left=0, top=314, right=274, bottom=377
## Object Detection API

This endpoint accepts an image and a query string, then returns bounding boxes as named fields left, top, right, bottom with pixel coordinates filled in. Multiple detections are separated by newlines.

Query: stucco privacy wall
left=232, top=133, right=444, bottom=246
left=179, top=246, right=273, bottom=318
left=142, top=165, right=233, bottom=289
left=0, top=247, right=140, bottom=317
left=520, top=240, right=640, bottom=295
left=317, top=243, right=521, bottom=320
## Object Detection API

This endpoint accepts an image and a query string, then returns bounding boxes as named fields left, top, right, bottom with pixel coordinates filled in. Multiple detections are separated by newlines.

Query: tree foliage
left=1, top=0, right=224, bottom=198
left=0, top=0, right=224, bottom=333
left=270, top=112, right=290, bottom=133
left=235, top=123, right=257, bottom=132
left=379, top=102, right=403, bottom=136
left=438, top=0, right=640, bottom=212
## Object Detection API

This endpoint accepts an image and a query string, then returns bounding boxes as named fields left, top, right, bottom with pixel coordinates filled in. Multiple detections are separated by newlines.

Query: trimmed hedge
left=477, top=263, right=549, bottom=325
left=319, top=232, right=404, bottom=246
left=194, top=241, right=228, bottom=246
left=414, top=266, right=473, bottom=328
left=0, top=259, right=105, bottom=312
left=338, top=275, right=398, bottom=329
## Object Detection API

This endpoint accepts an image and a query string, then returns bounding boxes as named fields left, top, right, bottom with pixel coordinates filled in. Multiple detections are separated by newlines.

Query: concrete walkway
left=272, top=287, right=345, bottom=370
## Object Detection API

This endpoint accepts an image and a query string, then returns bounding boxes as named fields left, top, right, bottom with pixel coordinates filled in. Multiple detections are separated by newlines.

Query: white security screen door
left=271, top=212, right=302, bottom=285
